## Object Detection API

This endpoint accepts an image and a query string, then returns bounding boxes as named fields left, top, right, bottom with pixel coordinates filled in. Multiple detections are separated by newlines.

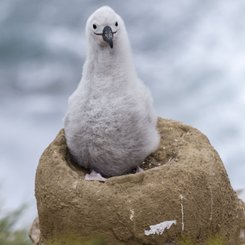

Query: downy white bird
left=64, top=6, right=160, bottom=181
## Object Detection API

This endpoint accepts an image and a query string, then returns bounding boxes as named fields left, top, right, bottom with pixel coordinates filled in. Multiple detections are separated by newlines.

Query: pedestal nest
left=35, top=118, right=245, bottom=245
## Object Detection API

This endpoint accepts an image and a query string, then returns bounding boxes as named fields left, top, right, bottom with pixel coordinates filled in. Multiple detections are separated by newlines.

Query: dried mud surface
left=35, top=118, right=245, bottom=245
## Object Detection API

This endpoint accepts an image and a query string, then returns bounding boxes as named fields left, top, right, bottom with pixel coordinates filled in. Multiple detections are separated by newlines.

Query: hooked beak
left=102, top=26, right=114, bottom=48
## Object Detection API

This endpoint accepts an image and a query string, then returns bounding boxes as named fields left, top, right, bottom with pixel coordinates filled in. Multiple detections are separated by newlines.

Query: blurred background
left=0, top=0, right=244, bottom=229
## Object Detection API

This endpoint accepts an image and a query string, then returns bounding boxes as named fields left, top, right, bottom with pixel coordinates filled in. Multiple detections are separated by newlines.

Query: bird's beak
left=102, top=26, right=114, bottom=48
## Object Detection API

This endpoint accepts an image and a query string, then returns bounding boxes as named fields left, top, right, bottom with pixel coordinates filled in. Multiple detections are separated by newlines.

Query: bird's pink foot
left=85, top=170, right=107, bottom=182
left=136, top=166, right=144, bottom=173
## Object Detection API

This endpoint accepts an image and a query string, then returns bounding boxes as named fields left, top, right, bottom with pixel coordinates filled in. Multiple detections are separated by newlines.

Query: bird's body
left=64, top=6, right=160, bottom=178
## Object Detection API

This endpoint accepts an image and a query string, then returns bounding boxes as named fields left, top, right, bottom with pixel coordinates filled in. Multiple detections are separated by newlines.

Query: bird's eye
left=93, top=24, right=97, bottom=29
left=115, top=22, right=118, bottom=27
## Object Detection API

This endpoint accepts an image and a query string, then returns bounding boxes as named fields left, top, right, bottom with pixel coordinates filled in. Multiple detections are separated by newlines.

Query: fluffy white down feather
left=64, top=6, right=160, bottom=177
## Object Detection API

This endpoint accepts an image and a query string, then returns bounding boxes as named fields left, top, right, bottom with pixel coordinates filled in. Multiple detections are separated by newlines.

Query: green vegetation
left=206, top=235, right=225, bottom=245
left=47, top=236, right=106, bottom=245
left=0, top=205, right=31, bottom=245
left=178, top=235, right=225, bottom=245
left=47, top=235, right=227, bottom=245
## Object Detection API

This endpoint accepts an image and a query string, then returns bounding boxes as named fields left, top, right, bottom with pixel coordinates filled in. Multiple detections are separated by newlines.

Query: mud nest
left=35, top=118, right=245, bottom=245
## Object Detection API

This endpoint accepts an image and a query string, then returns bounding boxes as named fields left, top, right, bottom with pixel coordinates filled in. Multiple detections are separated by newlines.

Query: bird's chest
left=76, top=100, right=122, bottom=140
left=81, top=91, right=135, bottom=129
left=85, top=95, right=124, bottom=118
left=76, top=74, right=138, bottom=129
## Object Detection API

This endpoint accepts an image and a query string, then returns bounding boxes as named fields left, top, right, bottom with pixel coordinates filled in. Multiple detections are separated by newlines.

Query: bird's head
left=86, top=6, right=123, bottom=50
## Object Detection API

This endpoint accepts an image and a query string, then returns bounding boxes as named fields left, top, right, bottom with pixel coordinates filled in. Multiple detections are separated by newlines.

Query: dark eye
left=93, top=24, right=97, bottom=29
left=115, top=22, right=118, bottom=27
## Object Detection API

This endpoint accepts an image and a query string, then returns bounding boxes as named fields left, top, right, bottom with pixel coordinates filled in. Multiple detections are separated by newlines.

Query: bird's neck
left=83, top=39, right=137, bottom=87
